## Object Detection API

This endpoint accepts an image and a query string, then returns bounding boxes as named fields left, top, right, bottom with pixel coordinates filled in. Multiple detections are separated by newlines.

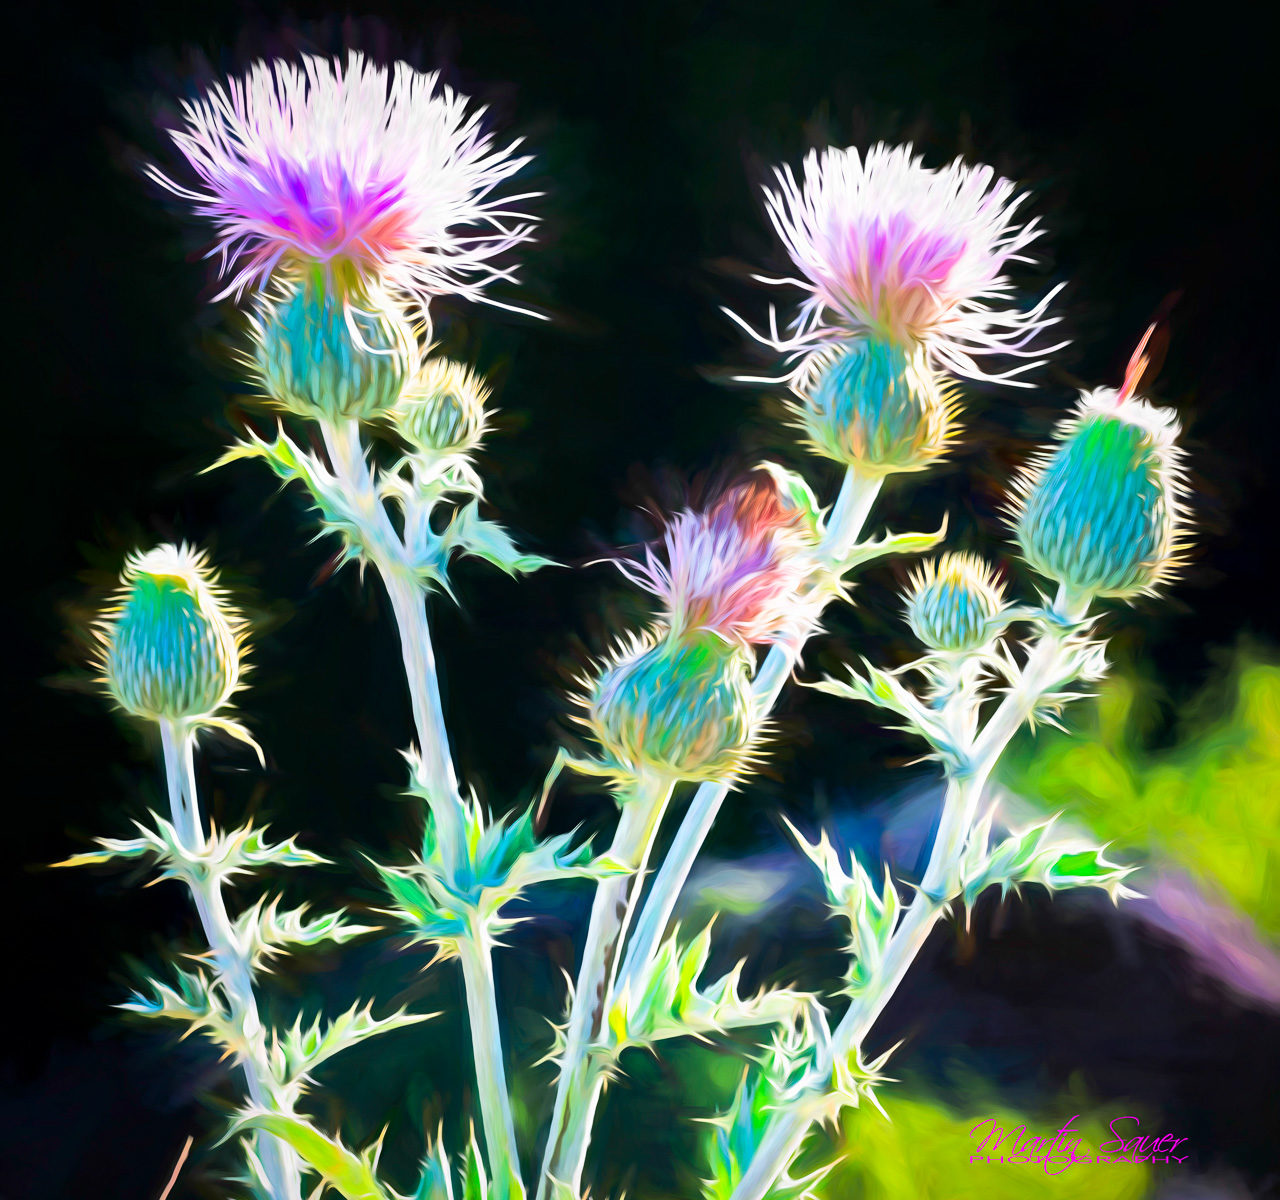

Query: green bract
left=1014, top=390, right=1185, bottom=599
left=792, top=337, right=953, bottom=476
left=904, top=552, right=1006, bottom=653
left=588, top=629, right=757, bottom=783
left=254, top=272, right=414, bottom=421
left=101, top=544, right=241, bottom=723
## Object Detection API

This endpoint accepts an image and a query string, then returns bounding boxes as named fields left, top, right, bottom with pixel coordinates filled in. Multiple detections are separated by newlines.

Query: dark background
left=6, top=1, right=1279, bottom=1197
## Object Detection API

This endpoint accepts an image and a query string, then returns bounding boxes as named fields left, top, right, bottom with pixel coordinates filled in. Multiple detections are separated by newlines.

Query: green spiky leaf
left=234, top=1111, right=393, bottom=1200
left=443, top=500, right=554, bottom=577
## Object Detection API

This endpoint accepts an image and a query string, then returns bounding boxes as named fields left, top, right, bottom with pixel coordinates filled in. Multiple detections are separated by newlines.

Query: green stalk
left=537, top=773, right=676, bottom=1199
left=725, top=590, right=1091, bottom=1200
left=458, top=927, right=524, bottom=1199
left=617, top=467, right=882, bottom=996
left=159, top=720, right=302, bottom=1200
left=319, top=416, right=522, bottom=1196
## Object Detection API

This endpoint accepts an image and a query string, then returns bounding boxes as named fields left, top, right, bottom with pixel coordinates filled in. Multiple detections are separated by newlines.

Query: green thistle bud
left=1012, top=389, right=1188, bottom=600
left=904, top=552, right=1007, bottom=653
left=390, top=358, right=488, bottom=457
left=586, top=629, right=758, bottom=784
left=252, top=270, right=415, bottom=422
left=790, top=337, right=957, bottom=476
left=97, top=544, right=244, bottom=724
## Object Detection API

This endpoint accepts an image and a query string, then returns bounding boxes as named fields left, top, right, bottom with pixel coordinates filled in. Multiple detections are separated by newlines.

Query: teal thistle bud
left=253, top=270, right=415, bottom=422
left=390, top=358, right=488, bottom=457
left=791, top=337, right=956, bottom=476
left=1013, top=388, right=1188, bottom=600
left=587, top=630, right=757, bottom=784
left=98, top=544, right=244, bottom=724
left=904, top=552, right=1007, bottom=653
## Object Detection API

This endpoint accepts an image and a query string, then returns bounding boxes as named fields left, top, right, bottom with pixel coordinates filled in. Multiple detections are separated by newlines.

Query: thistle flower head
left=1011, top=376, right=1189, bottom=601
left=904, top=552, right=1007, bottom=653
left=741, top=142, right=1060, bottom=384
left=148, top=53, right=536, bottom=315
left=790, top=336, right=959, bottom=474
left=390, top=356, right=490, bottom=457
left=96, top=544, right=246, bottom=724
left=251, top=270, right=416, bottom=421
left=616, top=474, right=814, bottom=647
left=584, top=629, right=759, bottom=784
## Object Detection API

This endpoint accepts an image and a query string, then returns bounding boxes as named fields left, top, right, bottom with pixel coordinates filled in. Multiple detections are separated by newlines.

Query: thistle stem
left=537, top=774, right=675, bottom=1199
left=319, top=416, right=522, bottom=1196
left=158, top=720, right=302, bottom=1200
left=459, top=930, right=524, bottom=1200
left=617, top=467, right=882, bottom=996
left=726, top=594, right=1093, bottom=1200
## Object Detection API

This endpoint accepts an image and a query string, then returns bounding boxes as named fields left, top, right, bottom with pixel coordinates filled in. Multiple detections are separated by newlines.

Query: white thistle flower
left=148, top=52, right=539, bottom=319
left=729, top=142, right=1063, bottom=384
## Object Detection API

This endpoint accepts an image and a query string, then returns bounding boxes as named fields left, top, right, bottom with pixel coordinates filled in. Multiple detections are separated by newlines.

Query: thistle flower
left=734, top=142, right=1060, bottom=385
left=583, top=475, right=812, bottom=783
left=96, top=544, right=246, bottom=725
left=790, top=337, right=959, bottom=474
left=148, top=53, right=536, bottom=316
left=390, top=357, right=490, bottom=458
left=1011, top=372, right=1189, bottom=601
left=904, top=552, right=1007, bottom=653
left=616, top=474, right=815, bottom=647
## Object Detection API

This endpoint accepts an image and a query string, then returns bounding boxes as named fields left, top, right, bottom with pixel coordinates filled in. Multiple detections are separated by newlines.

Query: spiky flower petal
left=148, top=52, right=536, bottom=314
left=736, top=142, right=1060, bottom=384
left=97, top=544, right=245, bottom=724
left=789, top=337, right=958, bottom=474
left=1011, top=387, right=1189, bottom=600
left=390, top=357, right=490, bottom=458
left=904, top=552, right=1007, bottom=653
left=616, top=474, right=814, bottom=647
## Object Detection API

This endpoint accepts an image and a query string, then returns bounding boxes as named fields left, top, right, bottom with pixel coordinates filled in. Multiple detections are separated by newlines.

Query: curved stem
left=726, top=595, right=1092, bottom=1200
left=617, top=467, right=881, bottom=996
left=537, top=774, right=675, bottom=1200
left=319, top=416, right=520, bottom=1194
left=159, top=721, right=302, bottom=1200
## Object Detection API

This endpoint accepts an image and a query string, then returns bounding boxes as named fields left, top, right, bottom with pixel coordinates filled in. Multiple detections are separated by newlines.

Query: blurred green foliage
left=1001, top=645, right=1280, bottom=935
left=820, top=1092, right=1150, bottom=1199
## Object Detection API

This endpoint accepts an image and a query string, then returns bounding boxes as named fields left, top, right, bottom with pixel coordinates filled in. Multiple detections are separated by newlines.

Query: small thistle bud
left=252, top=270, right=415, bottom=422
left=904, top=553, right=1006, bottom=653
left=587, top=630, right=756, bottom=783
left=1012, top=388, right=1188, bottom=600
left=97, top=544, right=245, bottom=723
left=390, top=358, right=488, bottom=457
left=791, top=338, right=956, bottom=476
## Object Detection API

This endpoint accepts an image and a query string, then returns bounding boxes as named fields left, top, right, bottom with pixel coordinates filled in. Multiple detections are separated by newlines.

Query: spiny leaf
left=119, top=963, right=243, bottom=1055
left=443, top=500, right=554, bottom=577
left=233, top=1111, right=393, bottom=1200
left=837, top=515, right=949, bottom=574
left=235, top=896, right=378, bottom=971
left=277, top=1002, right=437, bottom=1086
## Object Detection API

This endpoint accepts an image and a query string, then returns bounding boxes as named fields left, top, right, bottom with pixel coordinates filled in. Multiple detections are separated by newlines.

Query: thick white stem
left=459, top=931, right=523, bottom=1200
left=159, top=721, right=302, bottom=1200
left=617, top=468, right=882, bottom=996
left=726, top=595, right=1093, bottom=1200
left=537, top=775, right=675, bottom=1200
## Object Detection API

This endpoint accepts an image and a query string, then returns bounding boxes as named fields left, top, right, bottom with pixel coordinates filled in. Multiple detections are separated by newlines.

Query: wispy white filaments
left=727, top=142, right=1064, bottom=384
left=148, top=52, right=540, bottom=317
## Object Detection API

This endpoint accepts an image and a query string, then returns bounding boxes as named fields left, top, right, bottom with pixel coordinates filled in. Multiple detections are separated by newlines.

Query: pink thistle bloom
left=729, top=143, right=1063, bottom=384
left=618, top=475, right=814, bottom=646
left=148, top=53, right=538, bottom=315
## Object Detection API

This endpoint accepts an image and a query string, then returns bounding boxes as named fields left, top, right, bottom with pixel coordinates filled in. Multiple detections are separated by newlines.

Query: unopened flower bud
left=791, top=338, right=955, bottom=476
left=904, top=552, right=1006, bottom=653
left=390, top=358, right=488, bottom=457
left=98, top=544, right=244, bottom=723
left=253, top=271, right=415, bottom=422
left=1013, top=389, right=1187, bottom=600
left=587, top=630, right=756, bottom=784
